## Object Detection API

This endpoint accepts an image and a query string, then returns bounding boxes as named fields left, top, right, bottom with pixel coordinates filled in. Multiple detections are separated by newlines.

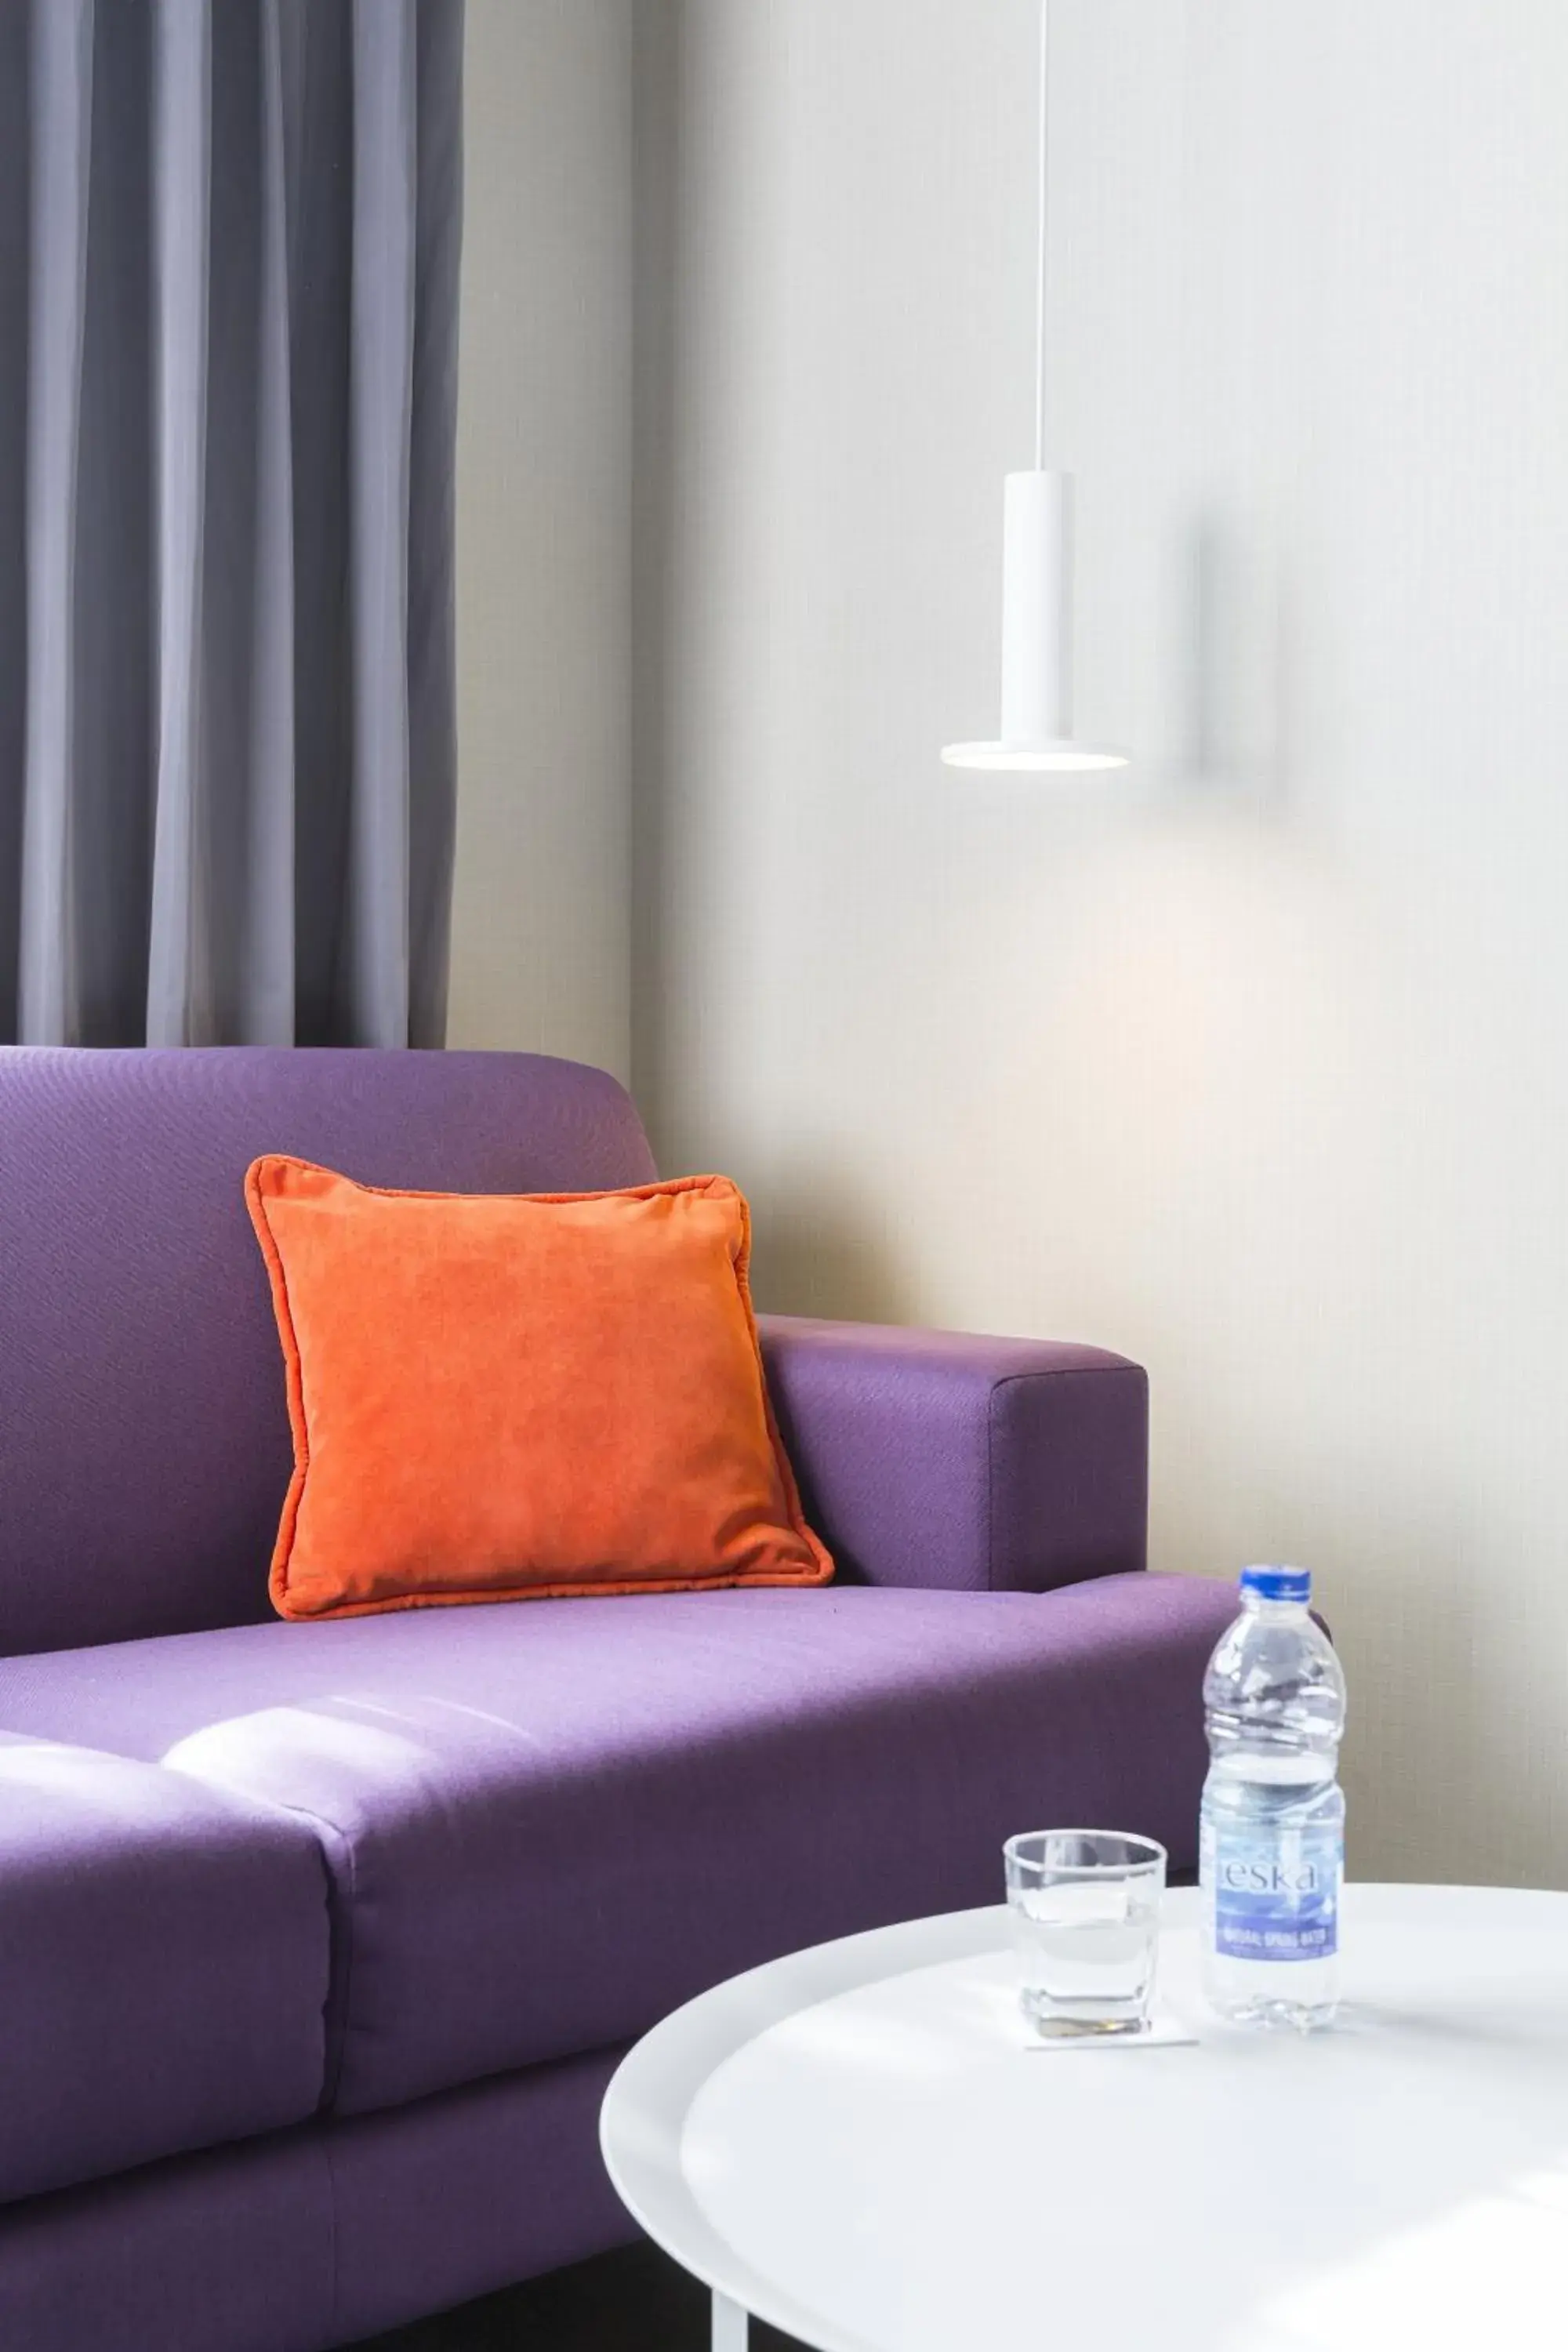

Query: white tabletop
left=600, top=1884, right=1568, bottom=2352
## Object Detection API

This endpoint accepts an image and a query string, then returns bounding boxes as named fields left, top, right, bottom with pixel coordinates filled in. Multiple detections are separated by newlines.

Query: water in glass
left=1004, top=1830, right=1165, bottom=2038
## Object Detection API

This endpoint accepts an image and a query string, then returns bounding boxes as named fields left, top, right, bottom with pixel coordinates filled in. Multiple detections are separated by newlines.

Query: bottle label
left=1204, top=1818, right=1341, bottom=1963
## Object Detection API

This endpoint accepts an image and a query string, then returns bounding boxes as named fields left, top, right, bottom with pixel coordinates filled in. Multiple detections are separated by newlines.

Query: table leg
left=712, top=2287, right=749, bottom=2350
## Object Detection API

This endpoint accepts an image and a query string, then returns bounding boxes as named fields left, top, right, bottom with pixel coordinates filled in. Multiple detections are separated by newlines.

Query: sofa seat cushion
left=0, top=1735, right=328, bottom=2202
left=0, top=1575, right=1237, bottom=2118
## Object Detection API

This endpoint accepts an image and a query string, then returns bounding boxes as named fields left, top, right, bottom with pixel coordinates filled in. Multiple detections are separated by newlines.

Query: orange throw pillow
left=245, top=1159, right=832, bottom=1620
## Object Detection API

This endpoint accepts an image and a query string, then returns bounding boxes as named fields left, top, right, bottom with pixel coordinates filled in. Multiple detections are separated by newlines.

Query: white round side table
left=601, top=1884, right=1568, bottom=2352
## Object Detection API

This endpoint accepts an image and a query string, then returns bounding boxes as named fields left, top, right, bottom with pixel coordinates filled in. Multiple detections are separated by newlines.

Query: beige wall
left=449, top=0, right=633, bottom=1075
left=631, top=0, right=1568, bottom=1888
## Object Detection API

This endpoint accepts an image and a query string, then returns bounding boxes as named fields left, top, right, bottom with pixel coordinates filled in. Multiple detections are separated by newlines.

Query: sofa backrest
left=0, top=1047, right=659, bottom=1657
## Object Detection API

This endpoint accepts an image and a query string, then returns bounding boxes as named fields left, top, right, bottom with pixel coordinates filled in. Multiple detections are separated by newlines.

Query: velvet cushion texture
left=245, top=1160, right=833, bottom=1619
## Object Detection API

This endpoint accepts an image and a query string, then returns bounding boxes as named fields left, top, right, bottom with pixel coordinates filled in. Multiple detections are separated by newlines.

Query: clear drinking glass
left=1004, top=1830, right=1167, bottom=2038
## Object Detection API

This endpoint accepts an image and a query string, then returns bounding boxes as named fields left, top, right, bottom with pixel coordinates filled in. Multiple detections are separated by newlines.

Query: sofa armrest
left=757, top=1314, right=1149, bottom=1594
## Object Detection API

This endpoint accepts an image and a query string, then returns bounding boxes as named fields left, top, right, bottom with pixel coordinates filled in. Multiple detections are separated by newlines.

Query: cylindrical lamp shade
left=1002, top=470, right=1073, bottom=741
left=942, top=468, right=1127, bottom=773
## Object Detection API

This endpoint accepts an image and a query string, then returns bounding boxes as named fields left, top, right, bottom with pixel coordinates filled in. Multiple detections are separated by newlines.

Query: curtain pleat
left=347, top=0, right=416, bottom=1051
left=0, top=0, right=463, bottom=1049
left=0, top=7, right=27, bottom=1044
left=0, top=8, right=28, bottom=1047
left=408, top=0, right=462, bottom=1053
left=146, top=0, right=212, bottom=1046
left=18, top=0, right=93, bottom=1045
left=281, top=0, right=355, bottom=1047
left=241, top=0, right=299, bottom=1045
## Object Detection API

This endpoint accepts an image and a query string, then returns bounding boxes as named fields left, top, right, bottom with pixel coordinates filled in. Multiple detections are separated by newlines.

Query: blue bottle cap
left=1240, top=1564, right=1311, bottom=1603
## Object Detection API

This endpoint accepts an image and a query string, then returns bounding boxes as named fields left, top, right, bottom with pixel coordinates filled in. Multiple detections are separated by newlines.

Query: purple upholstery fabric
left=760, top=1315, right=1149, bottom=1592
left=326, top=2048, right=630, bottom=2342
left=0, top=2127, right=332, bottom=2352
left=0, top=1733, right=328, bottom=2203
left=0, top=1576, right=1236, bottom=2118
left=0, top=1047, right=656, bottom=1657
left=0, top=2046, right=630, bottom=2352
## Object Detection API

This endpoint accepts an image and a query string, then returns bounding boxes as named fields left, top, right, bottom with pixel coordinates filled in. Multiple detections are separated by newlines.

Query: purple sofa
left=0, top=1047, right=1236, bottom=2350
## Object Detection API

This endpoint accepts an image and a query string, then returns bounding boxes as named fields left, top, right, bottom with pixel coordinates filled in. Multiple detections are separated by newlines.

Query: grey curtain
left=0, top=0, right=463, bottom=1047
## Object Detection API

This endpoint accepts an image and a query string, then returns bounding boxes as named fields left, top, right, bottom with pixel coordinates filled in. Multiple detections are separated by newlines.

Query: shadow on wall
left=1176, top=510, right=1302, bottom=816
left=630, top=1, right=679, bottom=1134
left=748, top=1174, right=914, bottom=1330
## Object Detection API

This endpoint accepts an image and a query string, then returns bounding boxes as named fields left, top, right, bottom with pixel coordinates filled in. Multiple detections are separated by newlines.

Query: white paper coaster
left=1022, top=2005, right=1199, bottom=2051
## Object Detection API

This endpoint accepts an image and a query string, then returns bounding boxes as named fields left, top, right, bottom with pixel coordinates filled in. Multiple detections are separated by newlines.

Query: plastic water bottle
left=1200, top=1565, right=1347, bottom=2030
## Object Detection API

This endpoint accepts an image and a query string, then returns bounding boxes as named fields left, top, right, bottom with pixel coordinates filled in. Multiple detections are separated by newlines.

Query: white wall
left=448, top=0, right=633, bottom=1074
left=632, top=0, right=1568, bottom=1888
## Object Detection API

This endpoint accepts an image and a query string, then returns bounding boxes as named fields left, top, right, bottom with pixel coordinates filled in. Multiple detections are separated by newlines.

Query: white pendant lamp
left=942, top=0, right=1128, bottom=774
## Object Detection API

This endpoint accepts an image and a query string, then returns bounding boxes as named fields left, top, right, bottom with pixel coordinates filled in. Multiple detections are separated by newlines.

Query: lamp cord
left=1033, top=0, right=1051, bottom=470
